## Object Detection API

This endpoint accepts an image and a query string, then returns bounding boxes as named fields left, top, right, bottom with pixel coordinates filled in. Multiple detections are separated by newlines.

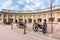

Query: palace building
left=0, top=6, right=60, bottom=24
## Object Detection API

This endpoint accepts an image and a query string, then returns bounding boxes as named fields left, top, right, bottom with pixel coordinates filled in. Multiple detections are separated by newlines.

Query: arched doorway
left=15, top=20, right=17, bottom=23
left=28, top=18, right=32, bottom=23
left=8, top=18, right=13, bottom=23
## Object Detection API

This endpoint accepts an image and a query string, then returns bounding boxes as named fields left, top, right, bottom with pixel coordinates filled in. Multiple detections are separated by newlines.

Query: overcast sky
left=0, top=0, right=60, bottom=10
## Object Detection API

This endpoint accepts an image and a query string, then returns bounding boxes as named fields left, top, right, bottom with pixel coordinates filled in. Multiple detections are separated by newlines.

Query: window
left=0, top=14, right=1, bottom=16
left=0, top=18, right=2, bottom=20
left=8, top=19, right=13, bottom=23
left=49, top=17, right=54, bottom=22
left=38, top=18, right=42, bottom=22
left=9, top=15, right=12, bottom=17
left=25, top=19, right=27, bottom=23
left=34, top=20, right=36, bottom=23
left=15, top=15, right=17, bottom=18
left=19, top=19, right=23, bottom=22
left=58, top=18, right=60, bottom=22
left=29, top=15, right=31, bottom=17
left=4, top=15, right=7, bottom=17
left=38, top=15, right=40, bottom=17
left=28, top=19, right=32, bottom=23
left=20, top=15, right=22, bottom=17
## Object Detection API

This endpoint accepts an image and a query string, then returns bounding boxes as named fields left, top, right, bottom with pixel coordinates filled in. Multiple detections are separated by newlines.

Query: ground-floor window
left=38, top=18, right=42, bottom=23
left=25, top=19, right=27, bottom=23
left=0, top=14, right=1, bottom=17
left=15, top=20, right=17, bottom=23
left=49, top=17, right=54, bottom=22
left=4, top=19, right=6, bottom=23
left=28, top=19, right=32, bottom=23
left=58, top=18, right=60, bottom=22
left=19, top=19, right=23, bottom=22
left=8, top=19, right=13, bottom=23
left=0, top=18, right=2, bottom=20
left=34, top=19, right=36, bottom=23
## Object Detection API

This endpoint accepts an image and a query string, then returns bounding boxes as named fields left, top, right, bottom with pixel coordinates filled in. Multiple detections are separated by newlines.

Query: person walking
left=42, top=19, right=47, bottom=34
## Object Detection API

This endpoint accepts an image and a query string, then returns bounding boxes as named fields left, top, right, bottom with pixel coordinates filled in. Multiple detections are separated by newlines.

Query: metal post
left=50, top=0, right=53, bottom=33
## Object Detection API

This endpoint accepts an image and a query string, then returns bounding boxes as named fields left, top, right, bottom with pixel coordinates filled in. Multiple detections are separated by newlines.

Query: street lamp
left=50, top=0, right=53, bottom=33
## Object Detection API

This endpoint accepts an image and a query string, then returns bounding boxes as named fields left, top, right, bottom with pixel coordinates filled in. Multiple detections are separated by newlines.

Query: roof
left=0, top=5, right=60, bottom=13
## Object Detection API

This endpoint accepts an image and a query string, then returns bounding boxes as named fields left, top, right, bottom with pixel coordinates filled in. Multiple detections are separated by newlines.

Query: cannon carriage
left=33, top=22, right=43, bottom=32
left=17, top=22, right=26, bottom=29
left=33, top=19, right=47, bottom=34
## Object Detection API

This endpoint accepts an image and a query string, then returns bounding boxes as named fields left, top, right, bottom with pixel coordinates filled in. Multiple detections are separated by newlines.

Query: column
left=2, top=14, right=4, bottom=23
left=17, top=16, right=19, bottom=22
left=6, top=15, right=8, bottom=22
left=16, top=15, right=19, bottom=22
left=13, top=15, right=15, bottom=23
left=32, top=16, right=34, bottom=23
left=26, top=15, right=28, bottom=23
left=55, top=13, right=57, bottom=23
left=42, top=15, right=44, bottom=23
left=35, top=16, right=38, bottom=23
left=23, top=16, right=25, bottom=22
left=46, top=14, right=49, bottom=23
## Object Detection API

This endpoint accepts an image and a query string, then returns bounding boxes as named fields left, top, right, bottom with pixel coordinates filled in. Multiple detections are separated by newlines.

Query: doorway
left=15, top=20, right=17, bottom=23
left=25, top=19, right=27, bottom=23
left=3, top=19, right=6, bottom=23
left=34, top=19, right=36, bottom=23
left=8, top=18, right=13, bottom=23
left=19, top=19, right=23, bottom=22
left=28, top=18, right=32, bottom=23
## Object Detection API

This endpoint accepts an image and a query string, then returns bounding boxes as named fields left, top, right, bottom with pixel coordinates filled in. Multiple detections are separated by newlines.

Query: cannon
left=4, top=22, right=11, bottom=25
left=17, top=22, right=26, bottom=29
left=33, top=22, right=43, bottom=32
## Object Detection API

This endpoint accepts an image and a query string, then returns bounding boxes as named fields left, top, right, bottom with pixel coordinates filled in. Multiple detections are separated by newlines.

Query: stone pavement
left=0, top=24, right=39, bottom=40
left=0, top=24, right=58, bottom=40
left=12, top=24, right=58, bottom=40
left=48, top=25, right=60, bottom=39
left=26, top=23, right=60, bottom=40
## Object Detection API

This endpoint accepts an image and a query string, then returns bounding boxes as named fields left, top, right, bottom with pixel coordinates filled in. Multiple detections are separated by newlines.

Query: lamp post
left=50, top=0, right=53, bottom=33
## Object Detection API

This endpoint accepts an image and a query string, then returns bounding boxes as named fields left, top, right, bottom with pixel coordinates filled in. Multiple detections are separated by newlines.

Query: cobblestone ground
left=0, top=24, right=37, bottom=40
left=0, top=24, right=59, bottom=40
left=26, top=23, right=60, bottom=40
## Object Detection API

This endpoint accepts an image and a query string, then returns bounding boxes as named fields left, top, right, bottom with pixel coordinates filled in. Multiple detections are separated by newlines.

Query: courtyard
left=0, top=23, right=60, bottom=40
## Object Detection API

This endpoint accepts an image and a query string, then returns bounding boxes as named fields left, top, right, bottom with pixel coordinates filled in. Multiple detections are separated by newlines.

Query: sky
left=0, top=0, right=60, bottom=11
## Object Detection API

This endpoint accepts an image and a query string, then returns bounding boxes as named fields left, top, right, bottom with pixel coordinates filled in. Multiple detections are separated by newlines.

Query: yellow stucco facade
left=0, top=6, right=60, bottom=24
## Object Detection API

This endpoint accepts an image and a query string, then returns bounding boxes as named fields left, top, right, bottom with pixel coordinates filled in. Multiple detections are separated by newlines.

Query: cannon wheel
left=33, top=24, right=38, bottom=32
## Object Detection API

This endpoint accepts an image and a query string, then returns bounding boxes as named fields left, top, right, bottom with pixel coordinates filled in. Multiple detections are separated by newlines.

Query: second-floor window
left=20, top=15, right=22, bottom=17
left=29, top=15, right=31, bottom=17
left=9, top=15, right=13, bottom=17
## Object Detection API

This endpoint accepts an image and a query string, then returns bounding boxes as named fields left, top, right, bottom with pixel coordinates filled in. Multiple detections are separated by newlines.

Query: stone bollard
left=24, top=26, right=26, bottom=34
left=11, top=23, right=13, bottom=29
left=24, top=23, right=27, bottom=34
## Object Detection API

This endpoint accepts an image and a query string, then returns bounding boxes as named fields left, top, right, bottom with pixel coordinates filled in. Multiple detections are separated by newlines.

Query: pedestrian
left=42, top=19, right=47, bottom=34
